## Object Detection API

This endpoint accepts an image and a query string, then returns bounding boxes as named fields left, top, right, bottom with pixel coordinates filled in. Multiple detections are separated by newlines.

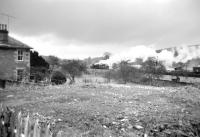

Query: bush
left=51, top=71, right=66, bottom=85
left=61, top=60, right=87, bottom=84
left=104, top=70, right=118, bottom=83
left=104, top=59, right=166, bottom=85
left=104, top=61, right=143, bottom=84
left=30, top=67, right=49, bottom=82
left=141, top=57, right=166, bottom=80
left=32, top=71, right=46, bottom=82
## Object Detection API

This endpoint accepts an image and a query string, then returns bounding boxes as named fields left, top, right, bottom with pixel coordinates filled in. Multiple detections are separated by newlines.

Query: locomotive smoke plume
left=99, top=45, right=200, bottom=70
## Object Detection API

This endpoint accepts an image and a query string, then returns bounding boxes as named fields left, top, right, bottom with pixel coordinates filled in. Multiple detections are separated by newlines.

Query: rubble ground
left=1, top=82, right=200, bottom=137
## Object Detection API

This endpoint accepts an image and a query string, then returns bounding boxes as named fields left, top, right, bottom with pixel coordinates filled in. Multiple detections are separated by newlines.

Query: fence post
left=33, top=119, right=39, bottom=137
left=0, top=105, right=58, bottom=137
left=24, top=114, right=29, bottom=137
left=9, top=109, right=15, bottom=137
left=16, top=111, right=22, bottom=137
left=44, top=124, right=52, bottom=137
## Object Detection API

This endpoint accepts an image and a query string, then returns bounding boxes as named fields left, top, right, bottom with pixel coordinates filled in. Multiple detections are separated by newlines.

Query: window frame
left=17, top=49, right=23, bottom=61
left=16, top=69, right=24, bottom=81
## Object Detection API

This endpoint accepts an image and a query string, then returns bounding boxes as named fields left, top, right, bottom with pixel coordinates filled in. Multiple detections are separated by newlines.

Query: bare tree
left=141, top=57, right=166, bottom=80
left=61, top=60, right=87, bottom=84
left=46, top=55, right=60, bottom=81
left=47, top=55, right=60, bottom=71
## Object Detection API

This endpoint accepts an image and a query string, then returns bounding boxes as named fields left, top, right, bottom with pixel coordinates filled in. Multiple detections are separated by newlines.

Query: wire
left=0, top=13, right=16, bottom=31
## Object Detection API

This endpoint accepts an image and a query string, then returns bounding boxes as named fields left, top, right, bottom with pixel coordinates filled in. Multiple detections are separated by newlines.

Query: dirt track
left=1, top=83, right=200, bottom=137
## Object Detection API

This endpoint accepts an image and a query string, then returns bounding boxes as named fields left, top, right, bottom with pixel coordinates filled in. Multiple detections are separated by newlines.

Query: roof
left=0, top=36, right=32, bottom=49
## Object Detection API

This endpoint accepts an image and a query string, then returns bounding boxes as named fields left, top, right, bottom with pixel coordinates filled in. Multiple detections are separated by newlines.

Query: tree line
left=30, top=51, right=87, bottom=84
left=104, top=57, right=167, bottom=84
left=31, top=51, right=168, bottom=85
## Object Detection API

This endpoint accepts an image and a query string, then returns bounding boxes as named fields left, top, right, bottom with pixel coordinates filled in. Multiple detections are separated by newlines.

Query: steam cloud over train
left=92, top=45, right=200, bottom=83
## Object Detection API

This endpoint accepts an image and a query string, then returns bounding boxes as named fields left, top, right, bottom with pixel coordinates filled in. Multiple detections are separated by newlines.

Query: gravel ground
left=1, top=82, right=200, bottom=137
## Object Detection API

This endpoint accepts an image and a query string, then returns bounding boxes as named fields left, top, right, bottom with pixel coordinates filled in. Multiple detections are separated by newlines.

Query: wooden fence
left=0, top=105, right=62, bottom=137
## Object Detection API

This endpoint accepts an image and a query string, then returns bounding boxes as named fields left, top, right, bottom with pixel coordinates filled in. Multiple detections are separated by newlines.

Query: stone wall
left=0, top=48, right=30, bottom=81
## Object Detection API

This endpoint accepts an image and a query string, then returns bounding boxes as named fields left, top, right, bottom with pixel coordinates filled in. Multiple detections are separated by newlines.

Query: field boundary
left=0, top=104, right=61, bottom=137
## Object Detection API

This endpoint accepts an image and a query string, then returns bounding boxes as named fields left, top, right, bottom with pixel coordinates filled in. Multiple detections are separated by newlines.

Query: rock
left=57, top=118, right=62, bottom=122
left=133, top=125, right=144, bottom=130
left=112, top=121, right=117, bottom=125
left=103, top=125, right=107, bottom=128
left=7, top=95, right=14, bottom=98
left=144, top=133, right=148, bottom=137
left=128, top=125, right=133, bottom=129
left=120, top=118, right=128, bottom=122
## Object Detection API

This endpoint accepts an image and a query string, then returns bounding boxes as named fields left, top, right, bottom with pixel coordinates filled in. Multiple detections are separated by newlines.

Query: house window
left=17, top=69, right=24, bottom=81
left=18, top=50, right=23, bottom=61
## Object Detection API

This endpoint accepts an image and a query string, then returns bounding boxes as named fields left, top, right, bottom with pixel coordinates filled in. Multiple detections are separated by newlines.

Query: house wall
left=0, top=49, right=16, bottom=80
left=0, top=48, right=30, bottom=81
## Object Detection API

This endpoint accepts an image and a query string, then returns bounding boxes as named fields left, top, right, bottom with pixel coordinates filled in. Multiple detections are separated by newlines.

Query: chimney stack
left=0, top=24, right=8, bottom=42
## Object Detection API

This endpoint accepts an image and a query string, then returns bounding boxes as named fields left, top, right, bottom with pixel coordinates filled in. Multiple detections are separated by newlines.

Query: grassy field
left=1, top=79, right=200, bottom=137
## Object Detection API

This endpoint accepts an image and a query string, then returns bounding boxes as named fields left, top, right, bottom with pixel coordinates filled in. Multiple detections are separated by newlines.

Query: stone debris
left=7, top=95, right=14, bottom=98
left=133, top=125, right=144, bottom=130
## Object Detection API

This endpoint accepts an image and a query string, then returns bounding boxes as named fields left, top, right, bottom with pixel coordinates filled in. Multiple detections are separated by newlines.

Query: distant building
left=193, top=67, right=200, bottom=74
left=0, top=24, right=32, bottom=81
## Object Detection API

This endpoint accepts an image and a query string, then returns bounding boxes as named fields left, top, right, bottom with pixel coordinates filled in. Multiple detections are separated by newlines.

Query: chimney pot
left=0, top=24, right=9, bottom=42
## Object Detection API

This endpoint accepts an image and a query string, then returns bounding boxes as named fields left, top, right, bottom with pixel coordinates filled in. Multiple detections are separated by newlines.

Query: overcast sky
left=0, top=0, right=200, bottom=59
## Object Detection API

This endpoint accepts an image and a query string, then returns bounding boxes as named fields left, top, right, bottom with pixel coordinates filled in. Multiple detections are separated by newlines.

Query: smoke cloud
left=99, top=45, right=200, bottom=70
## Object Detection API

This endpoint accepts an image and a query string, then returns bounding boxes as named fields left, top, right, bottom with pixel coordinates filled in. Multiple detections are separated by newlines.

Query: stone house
left=0, top=24, right=32, bottom=81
